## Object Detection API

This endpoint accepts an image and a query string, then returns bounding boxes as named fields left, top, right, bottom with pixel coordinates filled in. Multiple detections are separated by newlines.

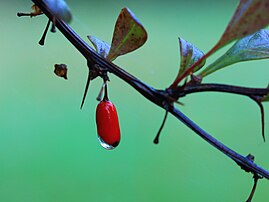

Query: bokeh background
left=1, top=1, right=269, bottom=201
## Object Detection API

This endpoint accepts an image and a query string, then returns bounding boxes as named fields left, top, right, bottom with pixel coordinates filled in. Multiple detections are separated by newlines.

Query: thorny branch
left=31, top=0, right=269, bottom=185
left=171, top=83, right=268, bottom=99
left=170, top=83, right=268, bottom=141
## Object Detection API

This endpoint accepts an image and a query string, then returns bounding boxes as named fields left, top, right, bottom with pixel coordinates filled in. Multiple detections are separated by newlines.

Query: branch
left=31, top=0, right=269, bottom=179
left=169, top=83, right=268, bottom=141
left=171, top=83, right=269, bottom=99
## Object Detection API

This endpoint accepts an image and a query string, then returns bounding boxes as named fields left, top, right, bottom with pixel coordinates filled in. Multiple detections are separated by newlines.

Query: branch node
left=80, top=62, right=110, bottom=109
left=189, top=74, right=202, bottom=85
left=236, top=154, right=256, bottom=174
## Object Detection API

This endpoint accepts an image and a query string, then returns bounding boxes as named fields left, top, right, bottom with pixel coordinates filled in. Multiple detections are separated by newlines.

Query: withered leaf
left=107, top=7, right=147, bottom=61
left=54, top=64, right=68, bottom=80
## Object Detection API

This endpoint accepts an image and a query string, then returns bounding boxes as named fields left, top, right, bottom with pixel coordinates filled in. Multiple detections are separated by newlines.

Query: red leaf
left=214, top=0, right=269, bottom=53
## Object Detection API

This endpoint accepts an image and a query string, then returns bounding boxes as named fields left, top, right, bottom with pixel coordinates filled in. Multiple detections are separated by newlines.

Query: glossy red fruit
left=96, top=100, right=121, bottom=149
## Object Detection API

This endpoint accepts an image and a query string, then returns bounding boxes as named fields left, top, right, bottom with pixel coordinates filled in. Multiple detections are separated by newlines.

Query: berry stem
left=103, top=81, right=109, bottom=101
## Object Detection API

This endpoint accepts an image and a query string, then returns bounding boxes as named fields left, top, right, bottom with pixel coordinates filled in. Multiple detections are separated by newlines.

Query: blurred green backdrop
left=0, top=1, right=269, bottom=201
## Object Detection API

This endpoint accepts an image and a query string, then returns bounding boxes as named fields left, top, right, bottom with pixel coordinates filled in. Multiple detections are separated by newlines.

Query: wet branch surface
left=172, top=83, right=268, bottom=99
left=32, top=0, right=269, bottom=180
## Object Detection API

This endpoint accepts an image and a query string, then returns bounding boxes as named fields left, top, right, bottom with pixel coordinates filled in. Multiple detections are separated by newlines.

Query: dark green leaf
left=88, top=35, right=111, bottom=58
left=107, top=7, right=147, bottom=61
left=200, top=29, right=269, bottom=77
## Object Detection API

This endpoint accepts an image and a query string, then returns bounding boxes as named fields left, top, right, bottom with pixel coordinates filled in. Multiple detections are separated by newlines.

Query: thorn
left=39, top=19, right=51, bottom=46
left=250, top=97, right=266, bottom=142
left=246, top=154, right=255, bottom=162
left=80, top=72, right=91, bottom=109
left=17, top=12, right=31, bottom=17
left=153, top=108, right=169, bottom=144
left=17, top=12, right=43, bottom=17
left=17, top=6, right=43, bottom=18
left=50, top=17, right=56, bottom=33
left=259, top=103, right=266, bottom=142
left=246, top=174, right=262, bottom=202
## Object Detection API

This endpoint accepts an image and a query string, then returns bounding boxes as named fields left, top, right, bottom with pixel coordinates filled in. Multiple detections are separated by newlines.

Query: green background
left=1, top=1, right=269, bottom=201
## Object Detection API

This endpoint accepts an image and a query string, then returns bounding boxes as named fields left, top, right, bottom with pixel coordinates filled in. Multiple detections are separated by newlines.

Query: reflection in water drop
left=98, top=136, right=119, bottom=150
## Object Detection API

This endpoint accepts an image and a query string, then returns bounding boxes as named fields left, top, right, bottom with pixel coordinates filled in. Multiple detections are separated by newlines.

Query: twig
left=31, top=0, right=269, bottom=180
left=169, top=83, right=268, bottom=141
left=171, top=83, right=269, bottom=99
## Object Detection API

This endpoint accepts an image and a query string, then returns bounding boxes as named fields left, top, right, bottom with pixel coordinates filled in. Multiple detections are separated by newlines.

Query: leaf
left=176, top=37, right=205, bottom=79
left=200, top=29, right=269, bottom=77
left=106, top=7, right=147, bottom=61
left=31, top=4, right=42, bottom=15
left=88, top=35, right=111, bottom=58
left=207, top=0, right=269, bottom=56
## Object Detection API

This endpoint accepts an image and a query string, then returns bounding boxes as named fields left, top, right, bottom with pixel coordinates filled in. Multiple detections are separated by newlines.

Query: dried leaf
left=54, top=64, right=68, bottom=79
left=176, top=37, right=205, bottom=79
left=200, top=29, right=269, bottom=77
left=211, top=0, right=269, bottom=53
left=44, top=0, right=72, bottom=23
left=31, top=4, right=42, bottom=15
left=88, top=35, right=111, bottom=58
left=107, top=7, right=147, bottom=61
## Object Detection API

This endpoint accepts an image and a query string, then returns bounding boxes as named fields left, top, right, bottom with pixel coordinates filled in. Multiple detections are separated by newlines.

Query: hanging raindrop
left=98, top=136, right=119, bottom=150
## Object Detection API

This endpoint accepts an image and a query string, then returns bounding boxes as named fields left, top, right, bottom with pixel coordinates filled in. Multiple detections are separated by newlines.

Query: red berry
left=96, top=100, right=121, bottom=149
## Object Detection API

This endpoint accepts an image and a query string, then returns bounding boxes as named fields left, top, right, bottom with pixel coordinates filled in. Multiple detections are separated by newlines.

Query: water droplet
left=98, top=136, right=119, bottom=150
